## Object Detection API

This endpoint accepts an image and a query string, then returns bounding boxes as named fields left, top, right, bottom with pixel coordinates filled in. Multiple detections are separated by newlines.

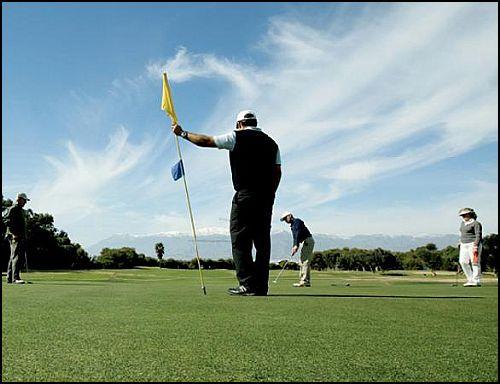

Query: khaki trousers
left=298, top=236, right=315, bottom=284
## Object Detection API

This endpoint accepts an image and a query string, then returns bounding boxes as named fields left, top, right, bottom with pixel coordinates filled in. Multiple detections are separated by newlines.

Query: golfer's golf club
left=273, top=253, right=296, bottom=284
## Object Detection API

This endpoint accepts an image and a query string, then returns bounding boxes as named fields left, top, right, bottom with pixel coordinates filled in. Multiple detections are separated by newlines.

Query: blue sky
left=2, top=2, right=498, bottom=248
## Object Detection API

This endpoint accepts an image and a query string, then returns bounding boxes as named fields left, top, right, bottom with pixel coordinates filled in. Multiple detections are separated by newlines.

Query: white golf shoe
left=293, top=282, right=311, bottom=287
left=463, top=281, right=480, bottom=287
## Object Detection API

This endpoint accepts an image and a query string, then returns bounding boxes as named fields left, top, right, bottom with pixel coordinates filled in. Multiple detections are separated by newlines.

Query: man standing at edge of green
left=4, top=193, right=29, bottom=284
left=458, top=207, right=483, bottom=287
left=172, top=110, right=281, bottom=296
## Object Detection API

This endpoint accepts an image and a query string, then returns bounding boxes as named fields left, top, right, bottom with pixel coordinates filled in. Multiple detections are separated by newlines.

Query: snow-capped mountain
left=86, top=230, right=459, bottom=261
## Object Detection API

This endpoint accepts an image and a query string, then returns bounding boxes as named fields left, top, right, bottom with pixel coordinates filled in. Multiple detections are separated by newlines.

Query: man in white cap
left=458, top=208, right=483, bottom=287
left=4, top=193, right=30, bottom=284
left=280, top=212, right=315, bottom=287
left=172, top=110, right=281, bottom=295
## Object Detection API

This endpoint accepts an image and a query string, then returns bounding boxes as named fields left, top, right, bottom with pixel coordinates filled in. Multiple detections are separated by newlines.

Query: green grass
left=2, top=269, right=498, bottom=382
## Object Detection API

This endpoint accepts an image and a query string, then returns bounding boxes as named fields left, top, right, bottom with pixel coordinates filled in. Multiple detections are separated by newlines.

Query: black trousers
left=230, top=190, right=274, bottom=293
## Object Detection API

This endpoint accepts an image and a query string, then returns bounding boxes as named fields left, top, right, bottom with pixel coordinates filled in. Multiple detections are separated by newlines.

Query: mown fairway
left=2, top=269, right=498, bottom=382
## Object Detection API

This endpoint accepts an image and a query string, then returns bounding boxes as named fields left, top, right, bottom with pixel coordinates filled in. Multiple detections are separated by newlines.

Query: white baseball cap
left=458, top=208, right=474, bottom=216
left=17, top=192, right=30, bottom=201
left=236, top=110, right=257, bottom=122
left=280, top=211, right=292, bottom=221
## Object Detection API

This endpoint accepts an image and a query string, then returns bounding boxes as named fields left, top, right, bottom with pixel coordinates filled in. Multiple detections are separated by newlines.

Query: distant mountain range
left=87, top=231, right=459, bottom=261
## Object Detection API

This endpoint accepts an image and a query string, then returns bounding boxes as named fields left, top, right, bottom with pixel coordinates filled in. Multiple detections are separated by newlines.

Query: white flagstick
left=161, top=72, right=207, bottom=295
left=162, top=72, right=206, bottom=295
left=174, top=135, right=207, bottom=295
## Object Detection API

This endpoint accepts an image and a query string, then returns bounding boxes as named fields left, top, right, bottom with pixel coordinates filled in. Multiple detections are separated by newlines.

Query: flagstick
left=174, top=135, right=207, bottom=295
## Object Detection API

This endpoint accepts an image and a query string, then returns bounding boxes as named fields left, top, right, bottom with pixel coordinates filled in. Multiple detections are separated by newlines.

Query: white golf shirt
left=213, top=127, right=281, bottom=165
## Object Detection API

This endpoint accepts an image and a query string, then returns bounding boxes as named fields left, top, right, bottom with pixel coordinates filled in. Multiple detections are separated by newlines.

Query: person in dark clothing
left=4, top=193, right=29, bottom=284
left=280, top=212, right=315, bottom=287
left=172, top=110, right=281, bottom=295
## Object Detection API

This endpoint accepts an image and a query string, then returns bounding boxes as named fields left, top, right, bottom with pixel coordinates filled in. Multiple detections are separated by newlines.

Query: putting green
left=2, top=269, right=498, bottom=382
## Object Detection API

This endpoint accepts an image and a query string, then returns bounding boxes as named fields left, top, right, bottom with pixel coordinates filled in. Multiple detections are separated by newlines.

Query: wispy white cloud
left=23, top=3, right=497, bottom=246
left=30, top=127, right=156, bottom=219
left=155, top=3, right=496, bottom=193
left=143, top=3, right=497, bottom=237
left=146, top=46, right=263, bottom=99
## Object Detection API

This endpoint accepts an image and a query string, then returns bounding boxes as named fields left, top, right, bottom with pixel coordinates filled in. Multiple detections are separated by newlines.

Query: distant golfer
left=458, top=208, right=482, bottom=287
left=280, top=212, right=315, bottom=287
left=172, top=110, right=281, bottom=296
left=4, top=193, right=30, bottom=284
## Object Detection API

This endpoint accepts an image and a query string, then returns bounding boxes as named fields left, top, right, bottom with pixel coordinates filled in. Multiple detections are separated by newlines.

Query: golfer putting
left=280, top=211, right=315, bottom=287
left=171, top=110, right=281, bottom=296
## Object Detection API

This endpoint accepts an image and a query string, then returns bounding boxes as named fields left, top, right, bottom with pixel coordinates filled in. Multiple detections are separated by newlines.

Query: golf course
left=2, top=268, right=498, bottom=382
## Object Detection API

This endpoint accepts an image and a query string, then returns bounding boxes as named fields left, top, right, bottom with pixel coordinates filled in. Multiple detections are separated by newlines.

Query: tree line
left=2, top=197, right=497, bottom=273
left=151, top=237, right=497, bottom=274
left=2, top=197, right=92, bottom=270
left=310, top=238, right=497, bottom=274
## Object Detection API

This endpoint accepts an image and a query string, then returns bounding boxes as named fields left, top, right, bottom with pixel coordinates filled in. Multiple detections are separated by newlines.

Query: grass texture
left=2, top=268, right=498, bottom=382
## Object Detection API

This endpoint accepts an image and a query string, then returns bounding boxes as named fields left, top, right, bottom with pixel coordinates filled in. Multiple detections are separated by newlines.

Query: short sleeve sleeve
left=213, top=131, right=236, bottom=151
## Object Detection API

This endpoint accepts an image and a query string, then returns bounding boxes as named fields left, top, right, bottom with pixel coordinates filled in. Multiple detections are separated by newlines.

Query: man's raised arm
left=172, top=123, right=216, bottom=148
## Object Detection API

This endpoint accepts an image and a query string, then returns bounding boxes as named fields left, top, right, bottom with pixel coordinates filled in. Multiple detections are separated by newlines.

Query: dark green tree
left=415, top=244, right=441, bottom=275
left=481, top=234, right=498, bottom=273
left=311, top=252, right=327, bottom=271
left=439, top=246, right=459, bottom=271
left=95, top=247, right=142, bottom=269
left=2, top=203, right=93, bottom=270
left=155, top=242, right=165, bottom=261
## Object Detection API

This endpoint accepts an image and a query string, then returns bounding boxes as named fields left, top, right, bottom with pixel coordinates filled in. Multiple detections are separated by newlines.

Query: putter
left=273, top=253, right=296, bottom=284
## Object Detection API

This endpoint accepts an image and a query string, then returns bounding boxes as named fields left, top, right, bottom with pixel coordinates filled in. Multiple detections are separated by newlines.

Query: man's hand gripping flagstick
left=161, top=72, right=207, bottom=295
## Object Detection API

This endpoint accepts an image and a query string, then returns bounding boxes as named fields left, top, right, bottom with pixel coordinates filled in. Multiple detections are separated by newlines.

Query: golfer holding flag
left=280, top=212, right=315, bottom=287
left=172, top=110, right=281, bottom=296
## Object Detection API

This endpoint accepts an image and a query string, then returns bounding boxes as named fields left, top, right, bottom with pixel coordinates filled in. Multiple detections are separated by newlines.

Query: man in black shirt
left=4, top=193, right=29, bottom=284
left=172, top=110, right=281, bottom=295
left=280, top=212, right=315, bottom=287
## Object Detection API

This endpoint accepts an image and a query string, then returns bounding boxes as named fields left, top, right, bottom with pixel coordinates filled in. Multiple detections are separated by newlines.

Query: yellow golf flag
left=161, top=72, right=178, bottom=124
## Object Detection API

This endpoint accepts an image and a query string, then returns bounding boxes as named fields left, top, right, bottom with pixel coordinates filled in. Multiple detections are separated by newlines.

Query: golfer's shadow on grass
left=267, top=294, right=483, bottom=299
